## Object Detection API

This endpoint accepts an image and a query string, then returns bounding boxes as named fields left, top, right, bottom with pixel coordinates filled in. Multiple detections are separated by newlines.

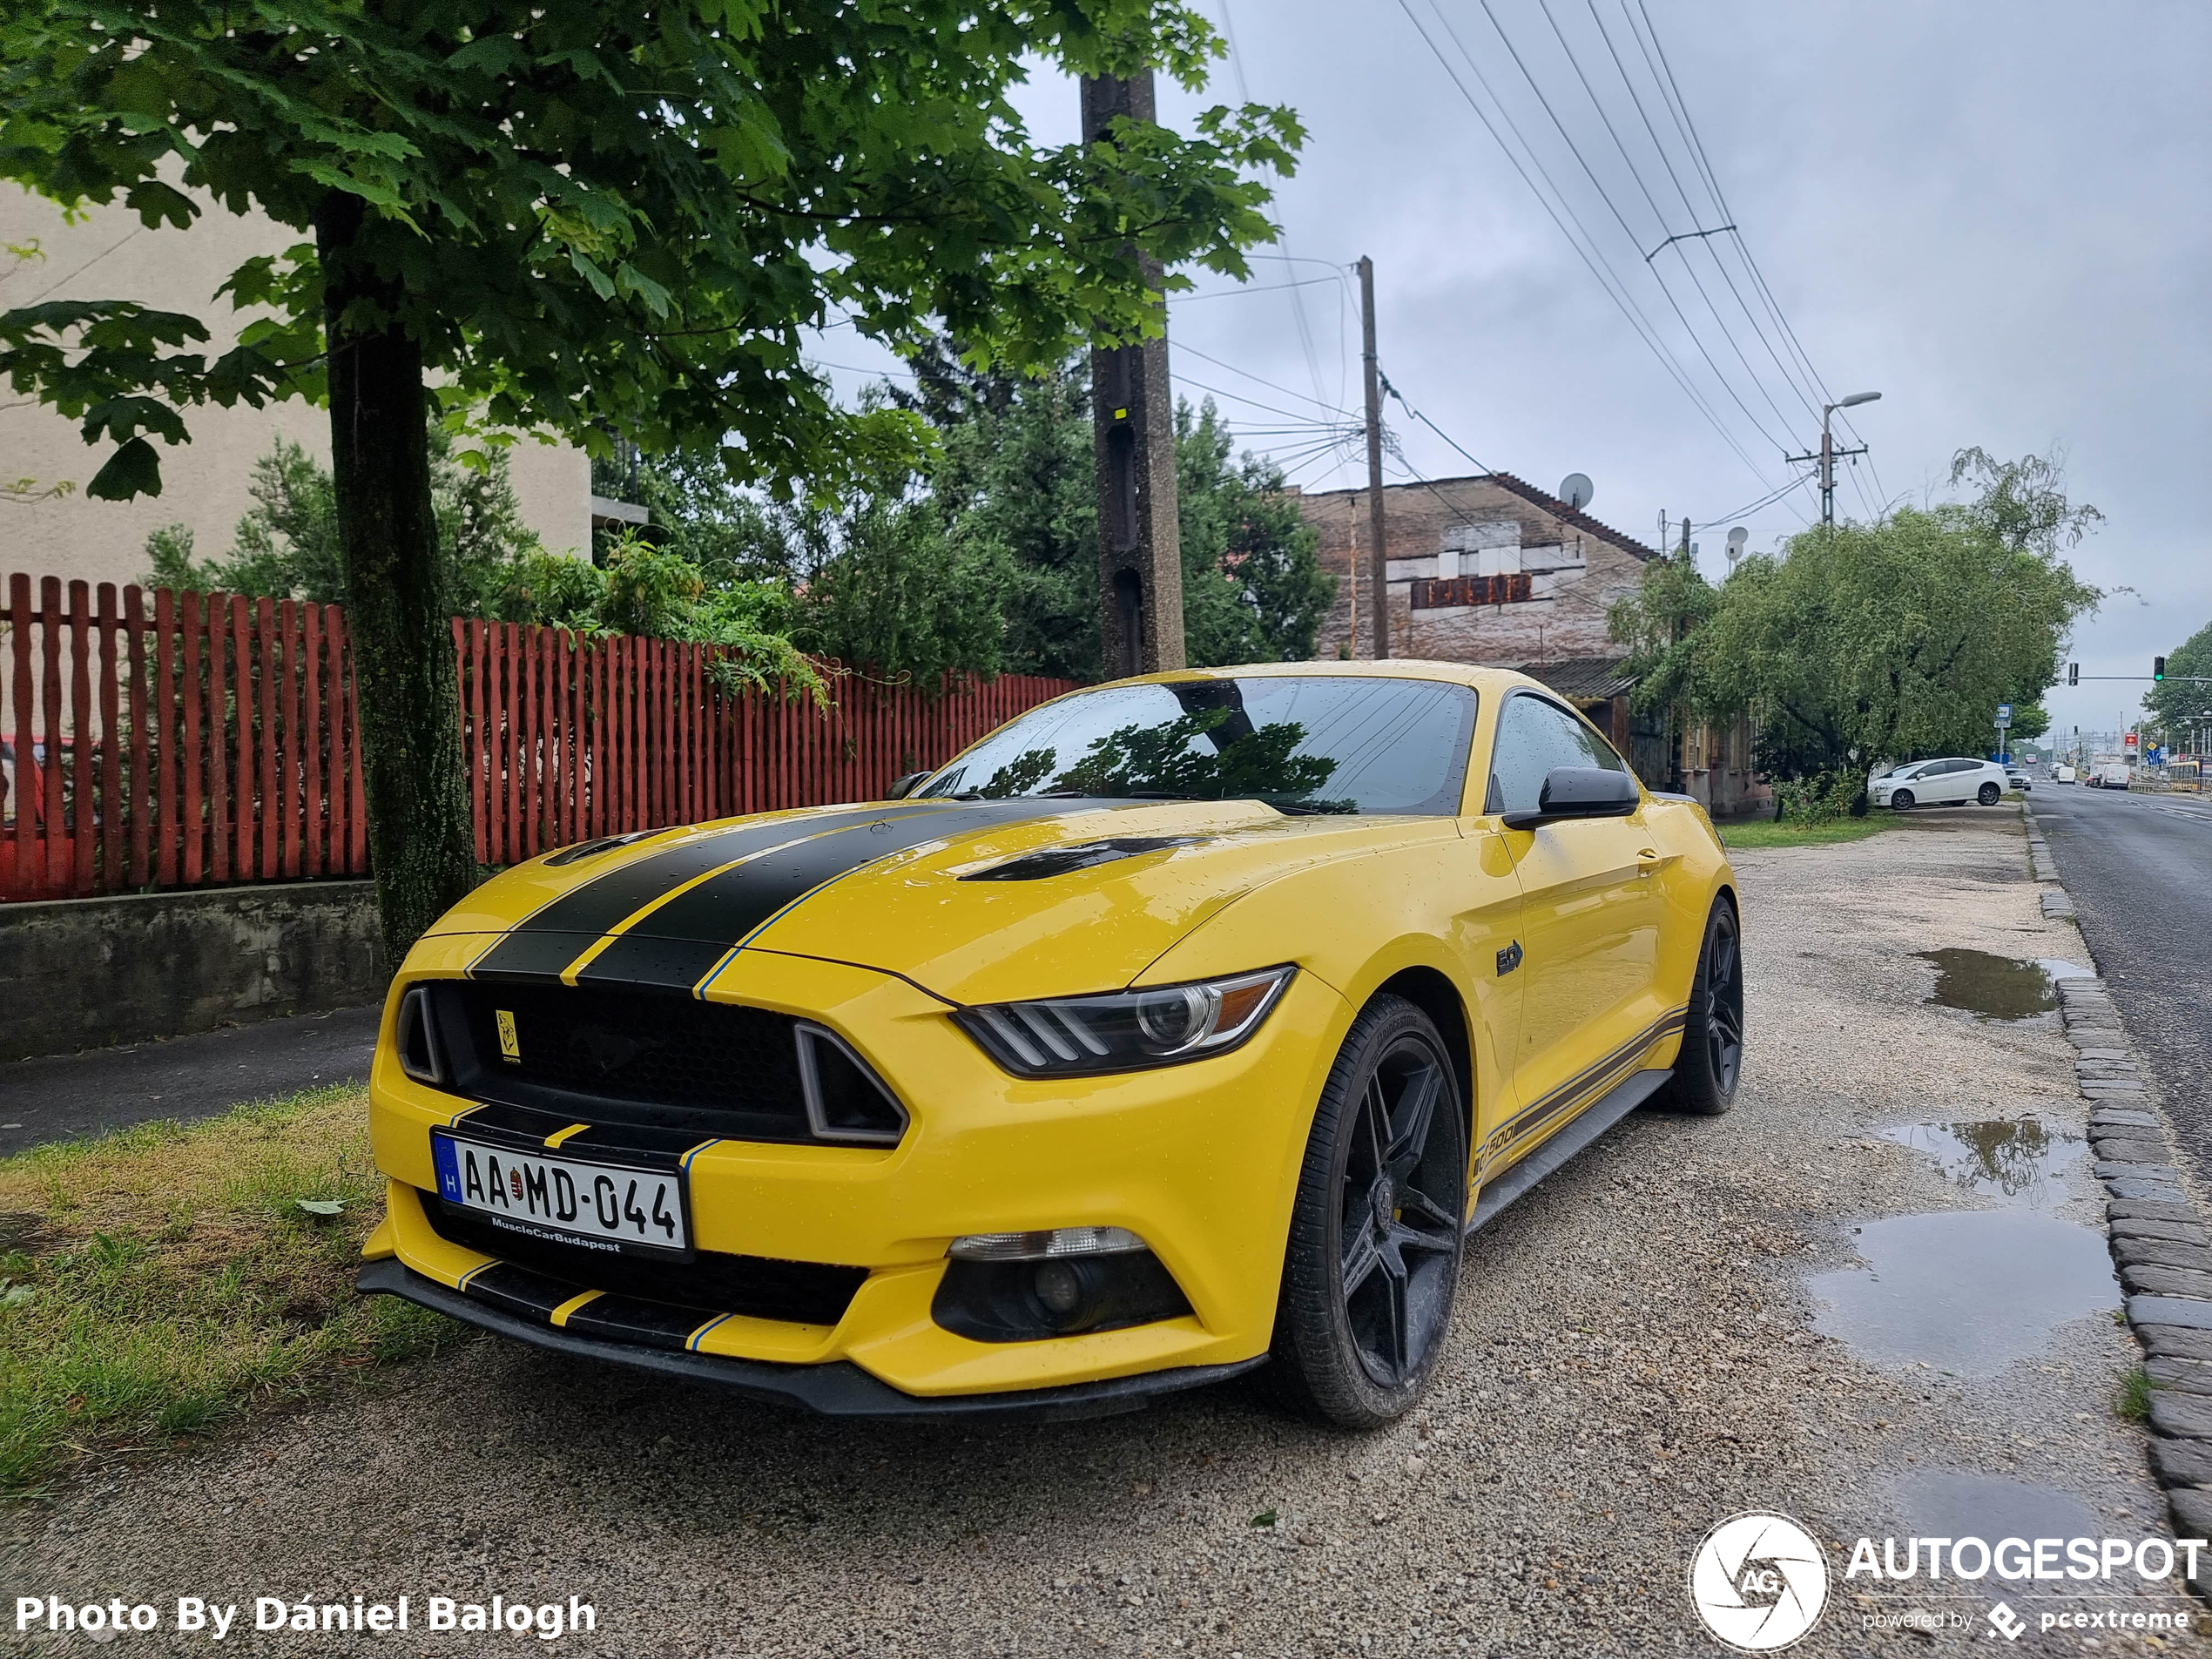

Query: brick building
left=1291, top=472, right=1767, bottom=817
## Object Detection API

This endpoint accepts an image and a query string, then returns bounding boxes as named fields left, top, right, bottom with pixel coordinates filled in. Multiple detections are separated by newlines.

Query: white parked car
left=1867, top=757, right=2013, bottom=810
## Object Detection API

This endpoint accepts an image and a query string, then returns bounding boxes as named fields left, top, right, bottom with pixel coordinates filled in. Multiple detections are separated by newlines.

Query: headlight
left=954, top=966, right=1297, bottom=1076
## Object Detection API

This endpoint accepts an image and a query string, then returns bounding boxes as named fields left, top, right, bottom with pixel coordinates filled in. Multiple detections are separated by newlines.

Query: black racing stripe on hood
left=469, top=805, right=946, bottom=982
left=574, top=799, right=1098, bottom=993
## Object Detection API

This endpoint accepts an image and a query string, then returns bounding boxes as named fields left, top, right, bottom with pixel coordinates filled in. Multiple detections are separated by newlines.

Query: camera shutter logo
left=1688, top=1512, right=1830, bottom=1651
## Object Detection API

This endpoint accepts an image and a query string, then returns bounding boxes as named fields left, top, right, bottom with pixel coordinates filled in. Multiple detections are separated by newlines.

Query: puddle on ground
left=1810, top=1117, right=2115, bottom=1376
left=1915, top=949, right=2094, bottom=1020
left=1880, top=1119, right=2084, bottom=1208
left=1808, top=1211, right=2117, bottom=1375
left=1898, top=1472, right=2100, bottom=1544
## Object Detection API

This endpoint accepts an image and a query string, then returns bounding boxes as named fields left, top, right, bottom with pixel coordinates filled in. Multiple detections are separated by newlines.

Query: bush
left=1772, top=771, right=1865, bottom=825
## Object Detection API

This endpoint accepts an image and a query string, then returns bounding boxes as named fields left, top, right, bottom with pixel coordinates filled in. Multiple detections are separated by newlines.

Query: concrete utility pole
left=1083, top=71, right=1185, bottom=680
left=1785, top=390, right=1880, bottom=528
left=1358, top=255, right=1389, bottom=658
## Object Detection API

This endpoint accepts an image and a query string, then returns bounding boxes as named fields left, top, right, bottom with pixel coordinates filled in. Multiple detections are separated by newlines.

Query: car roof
left=1093, top=658, right=1548, bottom=697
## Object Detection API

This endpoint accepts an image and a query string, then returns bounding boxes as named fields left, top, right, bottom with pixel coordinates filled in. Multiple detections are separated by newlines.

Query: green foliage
left=2007, top=703, right=2051, bottom=743
left=788, top=488, right=1013, bottom=691
left=1770, top=771, right=1865, bottom=826
left=138, top=426, right=544, bottom=609
left=1176, top=401, right=1334, bottom=665
left=1610, top=449, right=2101, bottom=780
left=2146, top=617, right=2212, bottom=732
left=894, top=346, right=1333, bottom=679
left=0, top=0, right=1300, bottom=502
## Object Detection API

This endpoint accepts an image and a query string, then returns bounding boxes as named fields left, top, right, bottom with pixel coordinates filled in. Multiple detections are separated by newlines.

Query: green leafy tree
left=913, top=348, right=1332, bottom=678
left=141, top=423, right=542, bottom=610
left=1, top=3, right=1298, bottom=954
left=2146, top=617, right=2212, bottom=735
left=1612, top=448, right=2102, bottom=811
left=1176, top=401, right=1332, bottom=665
left=788, top=484, right=1014, bottom=689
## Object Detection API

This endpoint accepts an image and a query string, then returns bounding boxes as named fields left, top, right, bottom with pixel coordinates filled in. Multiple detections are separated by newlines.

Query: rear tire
left=1891, top=789, right=1915, bottom=811
left=1655, top=896, right=1743, bottom=1116
left=1978, top=782, right=2001, bottom=805
left=1264, top=995, right=1466, bottom=1429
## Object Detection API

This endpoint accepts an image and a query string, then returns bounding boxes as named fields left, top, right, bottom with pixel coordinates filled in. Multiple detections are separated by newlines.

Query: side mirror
left=1501, top=766, right=1639, bottom=830
left=886, top=770, right=930, bottom=800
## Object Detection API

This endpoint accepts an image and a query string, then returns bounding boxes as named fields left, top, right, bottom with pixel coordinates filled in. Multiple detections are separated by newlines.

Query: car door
left=1480, top=691, right=1665, bottom=1153
left=1937, top=759, right=1978, bottom=803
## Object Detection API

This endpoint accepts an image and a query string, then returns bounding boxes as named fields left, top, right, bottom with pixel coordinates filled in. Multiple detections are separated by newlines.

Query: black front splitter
left=356, top=1257, right=1264, bottom=1424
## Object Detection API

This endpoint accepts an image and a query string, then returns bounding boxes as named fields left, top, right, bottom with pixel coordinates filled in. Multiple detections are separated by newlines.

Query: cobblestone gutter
left=2029, top=801, right=2212, bottom=1585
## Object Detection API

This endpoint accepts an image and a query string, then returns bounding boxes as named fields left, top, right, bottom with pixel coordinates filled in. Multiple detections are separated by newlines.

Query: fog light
left=1034, top=1260, right=1084, bottom=1317
left=933, top=1244, right=1193, bottom=1344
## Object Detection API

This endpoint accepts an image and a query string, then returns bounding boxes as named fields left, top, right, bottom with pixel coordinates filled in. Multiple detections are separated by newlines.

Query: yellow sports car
left=359, top=662, right=1740, bottom=1426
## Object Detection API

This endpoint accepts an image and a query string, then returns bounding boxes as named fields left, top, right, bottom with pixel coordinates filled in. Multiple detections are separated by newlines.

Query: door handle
left=1636, top=847, right=1663, bottom=875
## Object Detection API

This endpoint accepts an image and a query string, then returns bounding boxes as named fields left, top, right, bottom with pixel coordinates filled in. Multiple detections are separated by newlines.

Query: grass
left=1717, top=815, right=1893, bottom=850
left=0, top=1084, right=451, bottom=1495
left=2117, top=1366, right=2155, bottom=1425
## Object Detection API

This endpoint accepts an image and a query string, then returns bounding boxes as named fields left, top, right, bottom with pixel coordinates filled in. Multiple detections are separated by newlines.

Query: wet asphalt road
left=0, top=1005, right=381, bottom=1157
left=2028, top=784, right=2212, bottom=1184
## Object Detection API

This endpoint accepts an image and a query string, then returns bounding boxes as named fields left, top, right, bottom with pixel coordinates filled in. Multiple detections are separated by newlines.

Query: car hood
left=430, top=798, right=1459, bottom=1006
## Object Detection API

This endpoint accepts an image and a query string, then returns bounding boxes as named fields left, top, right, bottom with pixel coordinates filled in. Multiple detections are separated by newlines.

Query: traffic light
left=2068, top=662, right=2080, bottom=685
left=2155, top=656, right=2167, bottom=682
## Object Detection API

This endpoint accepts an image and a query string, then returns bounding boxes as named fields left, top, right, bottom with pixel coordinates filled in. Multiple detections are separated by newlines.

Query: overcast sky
left=814, top=2, right=2209, bottom=745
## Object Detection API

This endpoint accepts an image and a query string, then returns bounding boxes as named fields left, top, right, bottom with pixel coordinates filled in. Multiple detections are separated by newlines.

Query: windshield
left=916, top=676, right=1480, bottom=816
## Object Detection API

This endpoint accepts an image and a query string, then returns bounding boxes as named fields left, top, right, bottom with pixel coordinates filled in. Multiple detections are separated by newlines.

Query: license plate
left=431, top=1132, right=689, bottom=1255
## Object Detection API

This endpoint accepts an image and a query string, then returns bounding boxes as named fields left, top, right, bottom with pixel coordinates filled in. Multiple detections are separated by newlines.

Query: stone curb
left=2024, top=800, right=2212, bottom=1581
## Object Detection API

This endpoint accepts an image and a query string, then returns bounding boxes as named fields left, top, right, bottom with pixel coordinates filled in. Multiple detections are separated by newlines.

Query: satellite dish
left=1725, top=525, right=1748, bottom=567
left=1558, top=473, right=1595, bottom=512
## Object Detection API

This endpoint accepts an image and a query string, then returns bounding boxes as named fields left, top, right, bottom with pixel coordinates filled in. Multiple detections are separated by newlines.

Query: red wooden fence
left=1, top=575, right=1079, bottom=902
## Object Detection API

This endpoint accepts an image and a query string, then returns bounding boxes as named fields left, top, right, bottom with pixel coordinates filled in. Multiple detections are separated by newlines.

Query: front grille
left=420, top=1190, right=867, bottom=1328
left=423, top=980, right=907, bottom=1146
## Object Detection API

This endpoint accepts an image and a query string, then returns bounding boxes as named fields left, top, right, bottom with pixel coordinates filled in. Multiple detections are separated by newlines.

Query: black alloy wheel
left=1656, top=895, right=1744, bottom=1116
left=1891, top=788, right=1915, bottom=811
left=1978, top=782, right=2001, bottom=806
left=1265, top=996, right=1467, bottom=1428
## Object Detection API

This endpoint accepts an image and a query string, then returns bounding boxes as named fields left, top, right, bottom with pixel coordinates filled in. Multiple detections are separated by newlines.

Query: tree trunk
left=319, top=198, right=481, bottom=965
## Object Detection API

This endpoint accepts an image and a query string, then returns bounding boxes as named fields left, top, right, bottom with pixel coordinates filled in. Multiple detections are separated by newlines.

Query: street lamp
left=1817, top=391, right=1880, bottom=528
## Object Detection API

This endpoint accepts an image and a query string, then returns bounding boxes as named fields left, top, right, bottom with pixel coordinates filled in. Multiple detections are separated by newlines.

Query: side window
left=1484, top=695, right=1627, bottom=815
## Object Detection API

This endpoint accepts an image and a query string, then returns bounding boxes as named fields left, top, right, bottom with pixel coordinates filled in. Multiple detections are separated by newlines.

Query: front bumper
left=357, top=1257, right=1265, bottom=1420
left=366, top=937, right=1350, bottom=1401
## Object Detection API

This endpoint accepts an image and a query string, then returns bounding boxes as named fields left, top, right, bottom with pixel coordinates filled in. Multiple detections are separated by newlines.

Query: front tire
left=1977, top=782, right=2001, bottom=806
left=1265, top=996, right=1467, bottom=1428
left=1656, top=896, right=1744, bottom=1116
left=1891, top=788, right=1915, bottom=811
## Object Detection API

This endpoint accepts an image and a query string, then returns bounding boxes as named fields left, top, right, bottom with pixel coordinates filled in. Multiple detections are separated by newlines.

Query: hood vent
left=960, top=836, right=1204, bottom=882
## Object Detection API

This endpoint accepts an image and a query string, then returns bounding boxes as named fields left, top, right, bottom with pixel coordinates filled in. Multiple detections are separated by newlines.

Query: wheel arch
left=1368, top=965, right=1475, bottom=1160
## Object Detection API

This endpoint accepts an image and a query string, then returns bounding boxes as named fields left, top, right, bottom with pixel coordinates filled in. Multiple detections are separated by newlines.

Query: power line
left=1626, top=0, right=1886, bottom=516
left=1527, top=0, right=1810, bottom=447
left=1175, top=341, right=1357, bottom=418
left=1467, top=0, right=1795, bottom=459
left=1391, top=0, right=1776, bottom=488
left=1165, top=277, right=1343, bottom=303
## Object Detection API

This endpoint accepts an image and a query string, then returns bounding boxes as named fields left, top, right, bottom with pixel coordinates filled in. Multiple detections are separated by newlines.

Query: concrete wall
left=0, top=881, right=383, bottom=1062
left=1297, top=473, right=1657, bottom=666
left=0, top=184, right=593, bottom=593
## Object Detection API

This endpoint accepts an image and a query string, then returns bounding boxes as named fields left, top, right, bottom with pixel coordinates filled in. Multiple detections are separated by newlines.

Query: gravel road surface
left=2029, top=784, right=2212, bottom=1185
left=3, top=812, right=2193, bottom=1656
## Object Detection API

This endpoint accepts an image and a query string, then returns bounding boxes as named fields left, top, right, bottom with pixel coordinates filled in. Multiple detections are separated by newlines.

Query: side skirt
left=1465, top=1068, right=1672, bottom=1235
